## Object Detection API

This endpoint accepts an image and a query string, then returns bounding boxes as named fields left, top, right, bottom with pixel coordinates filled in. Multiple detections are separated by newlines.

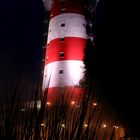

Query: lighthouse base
left=43, top=86, right=85, bottom=106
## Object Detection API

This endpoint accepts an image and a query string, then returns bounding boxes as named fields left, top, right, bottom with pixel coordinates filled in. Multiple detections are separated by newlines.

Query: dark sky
left=94, top=0, right=140, bottom=135
left=0, top=0, right=139, bottom=136
left=0, top=0, right=44, bottom=99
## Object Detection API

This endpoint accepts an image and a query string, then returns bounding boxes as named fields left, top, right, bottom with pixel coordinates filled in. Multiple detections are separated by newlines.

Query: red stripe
left=45, top=37, right=86, bottom=64
left=45, top=86, right=85, bottom=103
left=50, top=0, right=85, bottom=18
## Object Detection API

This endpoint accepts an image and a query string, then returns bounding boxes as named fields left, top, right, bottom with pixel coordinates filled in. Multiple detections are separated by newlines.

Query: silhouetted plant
left=0, top=76, right=127, bottom=140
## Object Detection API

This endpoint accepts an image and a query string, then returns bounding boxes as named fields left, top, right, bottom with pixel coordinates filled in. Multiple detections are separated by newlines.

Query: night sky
left=0, top=0, right=139, bottom=136
left=94, top=0, right=140, bottom=135
left=0, top=0, right=44, bottom=99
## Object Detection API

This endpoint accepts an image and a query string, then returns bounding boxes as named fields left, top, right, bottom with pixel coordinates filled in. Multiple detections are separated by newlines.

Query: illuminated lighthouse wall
left=42, top=0, right=87, bottom=102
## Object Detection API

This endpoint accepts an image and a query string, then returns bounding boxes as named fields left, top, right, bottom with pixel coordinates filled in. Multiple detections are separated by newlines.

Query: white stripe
left=42, top=60, right=85, bottom=89
left=47, top=13, right=87, bottom=44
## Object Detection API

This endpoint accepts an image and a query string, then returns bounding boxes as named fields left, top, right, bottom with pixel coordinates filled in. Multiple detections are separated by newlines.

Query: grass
left=0, top=75, right=128, bottom=140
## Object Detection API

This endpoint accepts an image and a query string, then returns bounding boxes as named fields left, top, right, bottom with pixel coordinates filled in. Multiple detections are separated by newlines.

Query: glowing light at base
left=103, top=124, right=107, bottom=128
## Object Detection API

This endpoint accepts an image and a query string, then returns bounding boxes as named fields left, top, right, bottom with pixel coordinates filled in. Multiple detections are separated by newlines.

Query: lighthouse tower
left=42, top=0, right=87, bottom=103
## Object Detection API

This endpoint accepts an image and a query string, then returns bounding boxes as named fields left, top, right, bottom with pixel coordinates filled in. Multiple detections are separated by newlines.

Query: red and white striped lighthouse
left=43, top=0, right=87, bottom=103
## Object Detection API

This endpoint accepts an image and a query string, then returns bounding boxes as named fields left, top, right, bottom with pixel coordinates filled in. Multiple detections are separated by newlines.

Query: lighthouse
left=42, top=0, right=87, bottom=103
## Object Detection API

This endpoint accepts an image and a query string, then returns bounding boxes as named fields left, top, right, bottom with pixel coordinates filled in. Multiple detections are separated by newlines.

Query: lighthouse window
left=46, top=56, right=48, bottom=60
left=83, top=24, right=86, bottom=27
left=59, top=70, right=63, bottom=74
left=60, top=38, right=64, bottom=41
left=61, top=8, right=66, bottom=13
left=61, top=23, right=65, bottom=27
left=49, top=28, right=51, bottom=32
left=59, top=52, right=64, bottom=57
